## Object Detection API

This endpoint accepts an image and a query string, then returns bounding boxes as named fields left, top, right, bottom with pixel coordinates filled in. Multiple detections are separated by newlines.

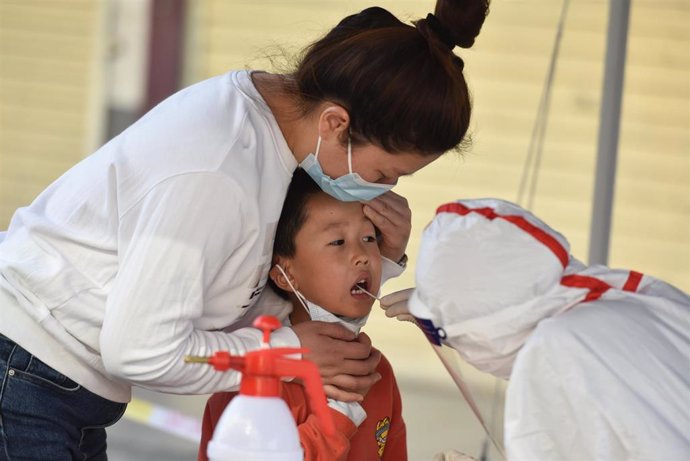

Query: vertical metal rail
left=588, top=0, right=631, bottom=265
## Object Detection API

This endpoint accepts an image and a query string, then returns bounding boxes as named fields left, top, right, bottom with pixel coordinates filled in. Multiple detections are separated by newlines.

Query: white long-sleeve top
left=1, top=71, right=303, bottom=402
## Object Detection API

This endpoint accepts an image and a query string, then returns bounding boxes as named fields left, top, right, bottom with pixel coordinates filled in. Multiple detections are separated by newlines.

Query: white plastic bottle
left=208, top=393, right=302, bottom=461
left=186, top=315, right=335, bottom=461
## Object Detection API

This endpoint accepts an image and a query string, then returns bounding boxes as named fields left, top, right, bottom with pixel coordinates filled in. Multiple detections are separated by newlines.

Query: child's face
left=287, top=193, right=382, bottom=318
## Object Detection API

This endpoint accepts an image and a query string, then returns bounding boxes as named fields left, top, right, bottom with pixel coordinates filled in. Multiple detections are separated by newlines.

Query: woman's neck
left=250, top=72, right=317, bottom=163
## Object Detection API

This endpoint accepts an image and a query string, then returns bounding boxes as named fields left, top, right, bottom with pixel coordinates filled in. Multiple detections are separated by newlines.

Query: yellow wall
left=0, top=0, right=105, bottom=228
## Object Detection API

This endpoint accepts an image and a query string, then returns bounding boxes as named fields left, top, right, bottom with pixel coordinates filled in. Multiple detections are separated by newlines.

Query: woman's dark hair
left=291, top=0, right=490, bottom=156
left=268, top=168, right=323, bottom=299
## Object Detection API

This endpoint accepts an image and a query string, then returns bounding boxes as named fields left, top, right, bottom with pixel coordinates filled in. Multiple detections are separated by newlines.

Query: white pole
left=588, top=0, right=631, bottom=266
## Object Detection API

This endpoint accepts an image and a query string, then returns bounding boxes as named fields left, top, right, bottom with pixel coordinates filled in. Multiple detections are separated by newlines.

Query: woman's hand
left=291, top=322, right=382, bottom=402
left=362, top=191, right=411, bottom=263
left=322, top=332, right=382, bottom=401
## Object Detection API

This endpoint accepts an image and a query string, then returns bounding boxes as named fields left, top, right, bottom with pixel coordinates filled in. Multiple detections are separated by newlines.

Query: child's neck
left=288, top=298, right=312, bottom=326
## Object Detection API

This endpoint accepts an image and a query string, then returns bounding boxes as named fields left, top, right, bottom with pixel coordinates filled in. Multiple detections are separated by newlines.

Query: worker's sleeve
left=100, top=172, right=299, bottom=394
left=198, top=392, right=235, bottom=461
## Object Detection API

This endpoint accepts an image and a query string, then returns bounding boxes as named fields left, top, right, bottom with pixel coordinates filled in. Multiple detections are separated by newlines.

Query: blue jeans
left=0, top=334, right=127, bottom=460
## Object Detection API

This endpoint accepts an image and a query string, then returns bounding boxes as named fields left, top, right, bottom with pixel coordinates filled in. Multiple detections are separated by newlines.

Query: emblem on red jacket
left=375, top=416, right=390, bottom=457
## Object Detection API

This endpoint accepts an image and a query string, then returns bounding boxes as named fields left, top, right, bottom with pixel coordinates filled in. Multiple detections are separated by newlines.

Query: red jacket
left=198, top=353, right=406, bottom=460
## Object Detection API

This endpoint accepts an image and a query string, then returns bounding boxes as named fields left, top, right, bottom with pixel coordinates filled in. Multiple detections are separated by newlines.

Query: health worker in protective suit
left=382, top=198, right=690, bottom=461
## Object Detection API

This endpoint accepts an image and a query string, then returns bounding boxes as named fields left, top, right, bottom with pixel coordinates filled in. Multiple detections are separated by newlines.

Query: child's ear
left=270, top=259, right=298, bottom=292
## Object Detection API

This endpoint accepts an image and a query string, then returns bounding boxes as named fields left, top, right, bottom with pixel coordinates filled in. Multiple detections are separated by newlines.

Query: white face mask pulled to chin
left=274, top=264, right=368, bottom=335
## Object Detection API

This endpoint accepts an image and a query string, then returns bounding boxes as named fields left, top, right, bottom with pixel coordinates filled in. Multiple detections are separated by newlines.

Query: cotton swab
left=356, top=283, right=380, bottom=301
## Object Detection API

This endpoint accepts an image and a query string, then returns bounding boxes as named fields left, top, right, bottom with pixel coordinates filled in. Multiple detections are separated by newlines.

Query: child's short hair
left=269, top=168, right=322, bottom=299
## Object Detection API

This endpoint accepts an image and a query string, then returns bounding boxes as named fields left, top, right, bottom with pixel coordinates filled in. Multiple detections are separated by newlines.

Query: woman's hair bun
left=434, top=0, right=490, bottom=49
left=332, top=6, right=406, bottom=34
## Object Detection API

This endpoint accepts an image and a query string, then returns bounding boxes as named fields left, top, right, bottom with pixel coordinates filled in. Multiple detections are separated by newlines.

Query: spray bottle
left=185, top=315, right=335, bottom=461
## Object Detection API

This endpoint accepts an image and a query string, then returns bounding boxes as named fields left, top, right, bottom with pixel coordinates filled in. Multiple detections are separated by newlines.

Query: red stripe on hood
left=436, top=202, right=569, bottom=268
left=560, top=274, right=611, bottom=302
left=622, top=270, right=643, bottom=292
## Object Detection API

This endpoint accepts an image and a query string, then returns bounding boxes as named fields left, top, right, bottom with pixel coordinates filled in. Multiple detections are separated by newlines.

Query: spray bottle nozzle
left=185, top=351, right=246, bottom=372
left=184, top=356, right=210, bottom=364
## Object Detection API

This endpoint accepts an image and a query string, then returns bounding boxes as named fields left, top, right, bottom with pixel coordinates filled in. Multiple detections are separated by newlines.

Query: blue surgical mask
left=299, top=136, right=394, bottom=202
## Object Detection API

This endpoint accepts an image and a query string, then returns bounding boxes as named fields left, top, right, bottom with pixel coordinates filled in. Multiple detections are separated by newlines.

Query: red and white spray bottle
left=186, top=315, right=335, bottom=461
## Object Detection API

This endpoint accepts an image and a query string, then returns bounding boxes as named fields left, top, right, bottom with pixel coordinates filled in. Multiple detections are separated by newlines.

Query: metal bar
left=588, top=0, right=631, bottom=265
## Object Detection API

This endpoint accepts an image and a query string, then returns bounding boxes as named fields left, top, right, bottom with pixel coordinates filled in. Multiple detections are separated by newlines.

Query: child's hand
left=291, top=322, right=382, bottom=402
left=362, top=191, right=411, bottom=263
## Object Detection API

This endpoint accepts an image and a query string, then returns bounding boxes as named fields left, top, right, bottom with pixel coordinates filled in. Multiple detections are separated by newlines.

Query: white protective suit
left=408, top=198, right=690, bottom=461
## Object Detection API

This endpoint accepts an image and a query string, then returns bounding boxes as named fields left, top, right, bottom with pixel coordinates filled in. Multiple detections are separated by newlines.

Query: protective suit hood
left=409, top=198, right=645, bottom=378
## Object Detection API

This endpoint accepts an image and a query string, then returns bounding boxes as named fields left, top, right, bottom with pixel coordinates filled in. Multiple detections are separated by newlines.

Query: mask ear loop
left=347, top=135, right=353, bottom=174
left=274, top=264, right=311, bottom=316
left=314, top=136, right=322, bottom=160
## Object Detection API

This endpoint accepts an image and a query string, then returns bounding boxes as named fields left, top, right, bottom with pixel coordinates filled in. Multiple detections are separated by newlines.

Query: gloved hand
left=432, top=449, right=479, bottom=461
left=379, top=287, right=417, bottom=323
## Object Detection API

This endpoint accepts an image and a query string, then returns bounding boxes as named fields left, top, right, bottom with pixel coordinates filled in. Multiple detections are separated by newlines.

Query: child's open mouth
left=351, top=279, right=368, bottom=295
left=351, top=279, right=379, bottom=301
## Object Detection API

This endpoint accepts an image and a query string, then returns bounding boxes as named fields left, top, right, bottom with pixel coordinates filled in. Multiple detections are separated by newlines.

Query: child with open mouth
left=198, top=168, right=407, bottom=460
